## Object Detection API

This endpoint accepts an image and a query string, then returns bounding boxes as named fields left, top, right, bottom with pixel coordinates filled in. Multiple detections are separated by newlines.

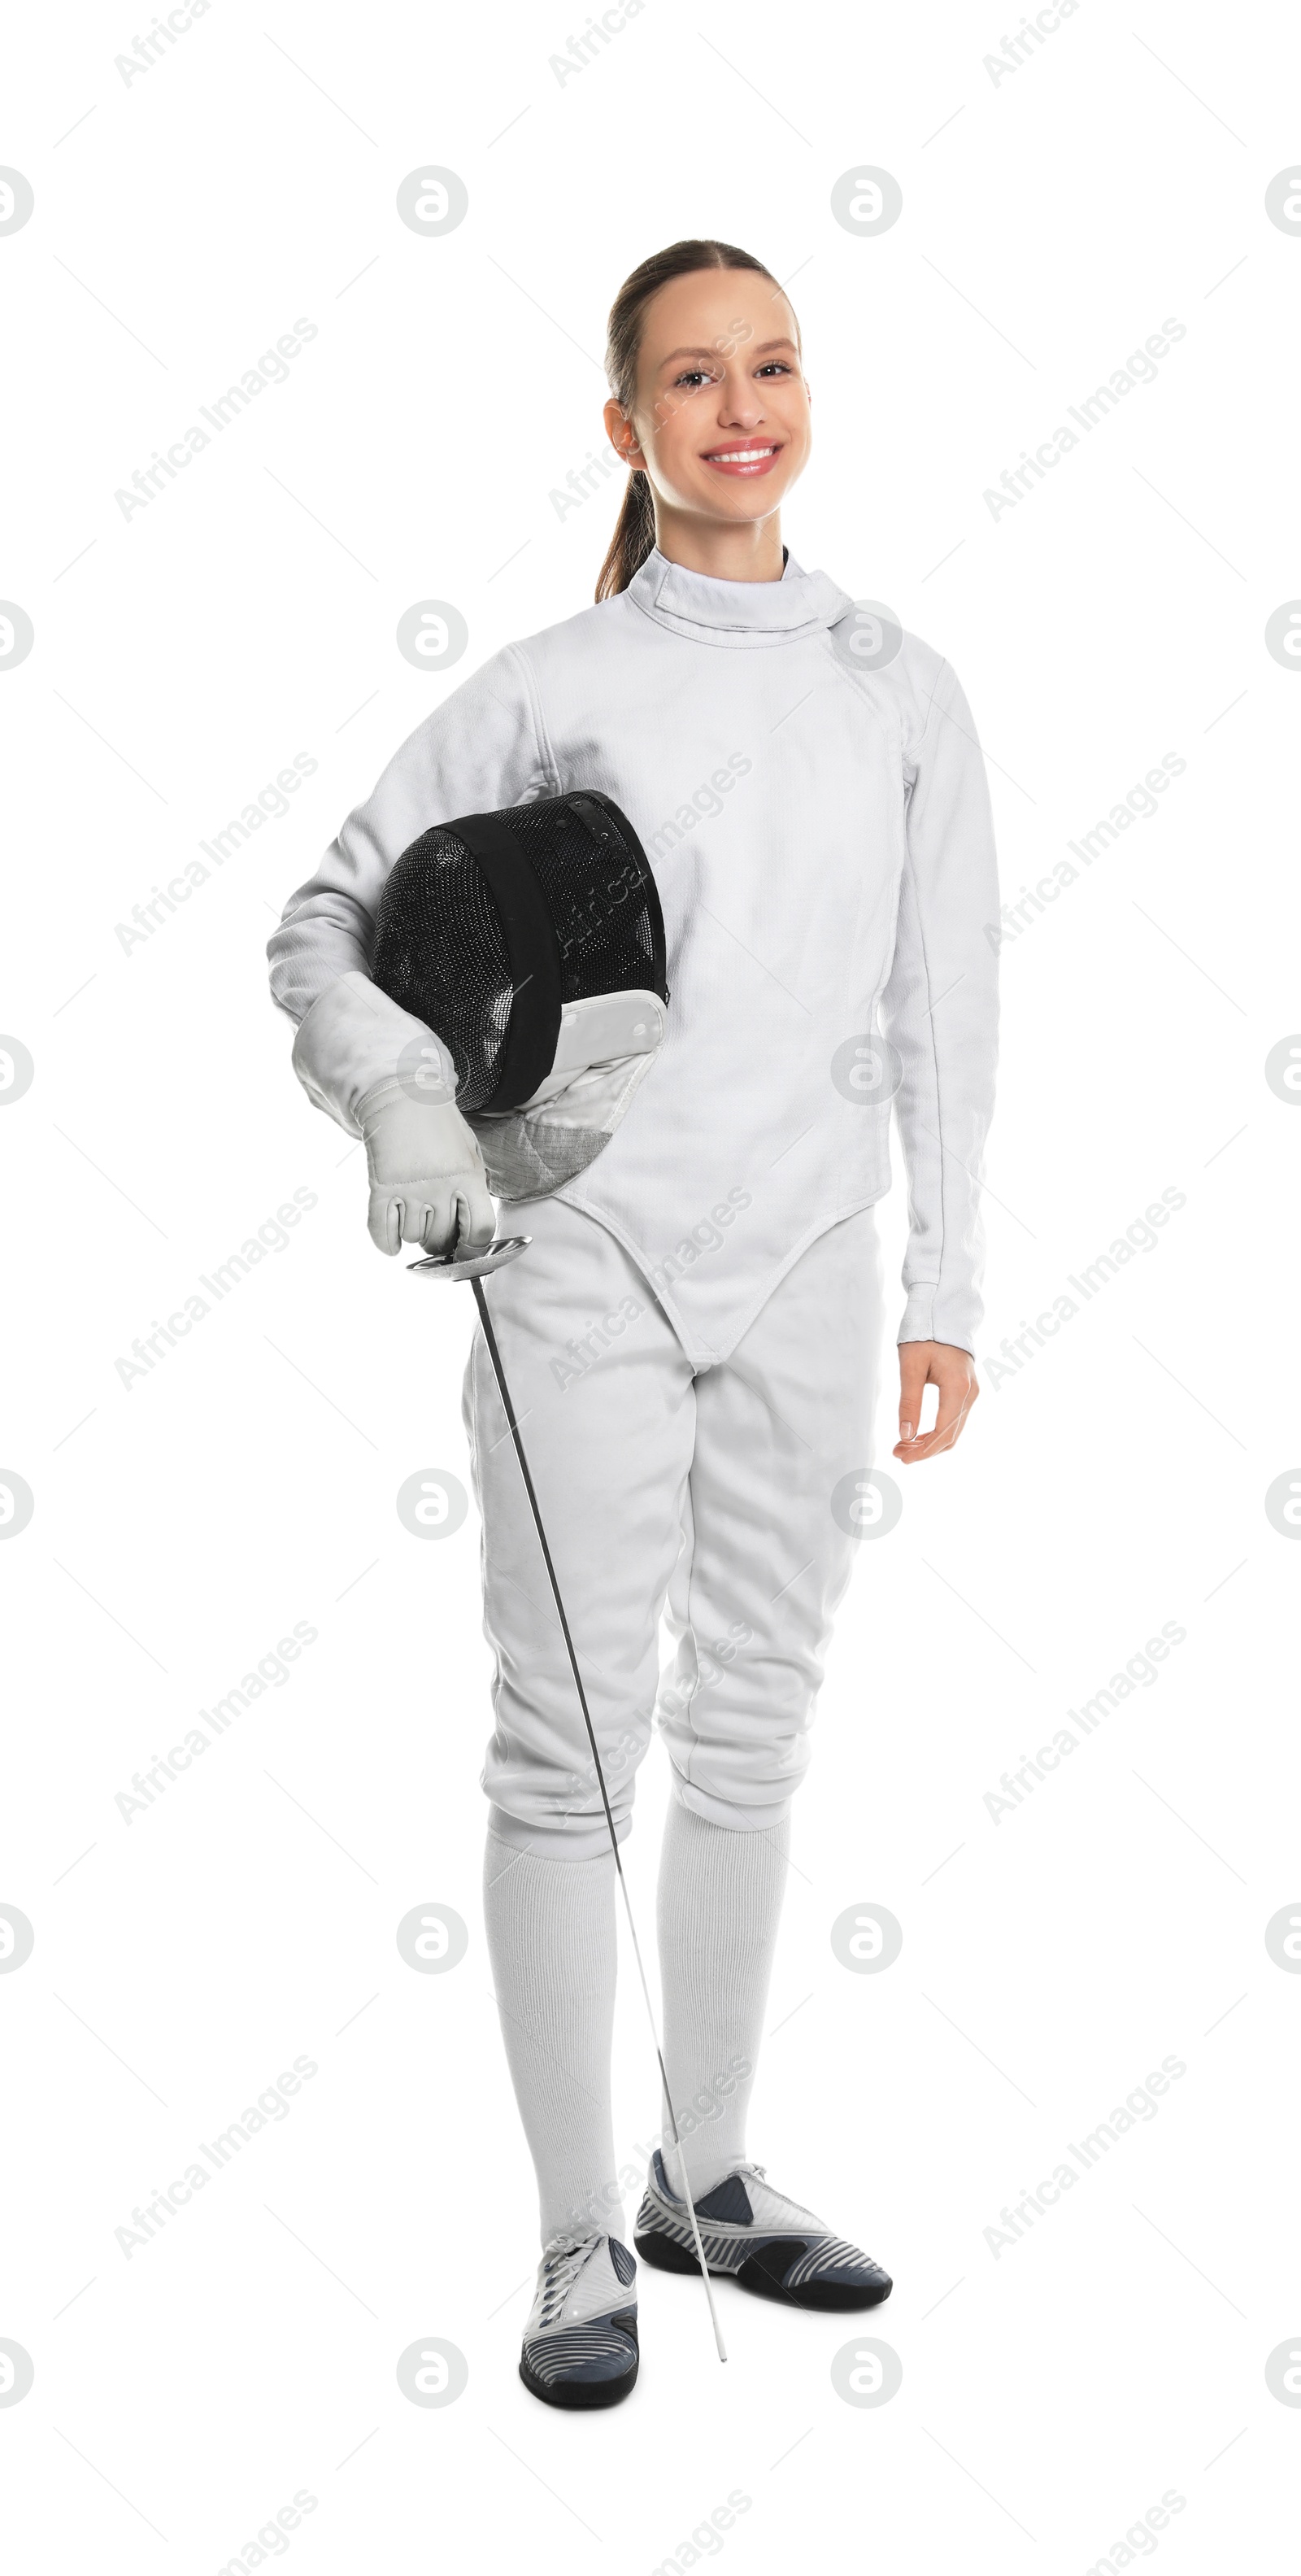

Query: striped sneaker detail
left=784, top=2235, right=876, bottom=2288
left=522, top=2317, right=638, bottom=2389
left=518, top=2232, right=639, bottom=2409
left=634, top=2154, right=891, bottom=2311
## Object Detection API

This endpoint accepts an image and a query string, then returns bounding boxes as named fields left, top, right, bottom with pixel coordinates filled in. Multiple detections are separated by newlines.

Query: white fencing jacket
left=268, top=547, right=999, bottom=1364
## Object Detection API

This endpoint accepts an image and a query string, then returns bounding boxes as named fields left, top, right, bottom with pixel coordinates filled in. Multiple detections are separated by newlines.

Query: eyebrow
left=656, top=338, right=798, bottom=370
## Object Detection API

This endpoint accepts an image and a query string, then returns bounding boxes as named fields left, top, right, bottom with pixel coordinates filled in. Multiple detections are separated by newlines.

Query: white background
left=2, top=1, right=1299, bottom=2569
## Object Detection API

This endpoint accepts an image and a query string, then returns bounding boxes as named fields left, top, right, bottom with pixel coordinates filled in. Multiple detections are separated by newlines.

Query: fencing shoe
left=519, top=2231, right=639, bottom=2409
left=634, top=2153, right=892, bottom=2312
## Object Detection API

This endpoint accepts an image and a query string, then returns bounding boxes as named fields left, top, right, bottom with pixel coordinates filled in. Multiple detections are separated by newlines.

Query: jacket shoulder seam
left=907, top=655, right=954, bottom=768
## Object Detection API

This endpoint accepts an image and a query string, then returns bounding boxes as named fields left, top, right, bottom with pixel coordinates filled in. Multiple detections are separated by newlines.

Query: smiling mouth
left=701, top=442, right=781, bottom=476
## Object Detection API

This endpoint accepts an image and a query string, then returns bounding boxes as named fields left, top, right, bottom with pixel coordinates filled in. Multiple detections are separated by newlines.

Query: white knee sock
left=656, top=1800, right=791, bottom=2197
left=482, top=1831, right=624, bottom=2251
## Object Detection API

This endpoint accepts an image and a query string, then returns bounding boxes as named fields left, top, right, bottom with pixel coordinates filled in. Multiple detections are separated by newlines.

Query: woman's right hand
left=355, top=1076, right=496, bottom=1257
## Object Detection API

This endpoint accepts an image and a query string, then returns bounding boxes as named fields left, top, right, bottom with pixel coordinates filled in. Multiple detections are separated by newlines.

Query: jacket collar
left=624, top=543, right=853, bottom=647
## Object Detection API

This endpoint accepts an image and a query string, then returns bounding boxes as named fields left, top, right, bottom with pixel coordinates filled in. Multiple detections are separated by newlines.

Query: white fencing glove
left=355, top=1074, right=496, bottom=1257
left=288, top=971, right=497, bottom=1259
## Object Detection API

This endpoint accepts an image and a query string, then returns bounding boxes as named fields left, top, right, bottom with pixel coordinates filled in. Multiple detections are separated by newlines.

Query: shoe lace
left=537, top=2231, right=599, bottom=2325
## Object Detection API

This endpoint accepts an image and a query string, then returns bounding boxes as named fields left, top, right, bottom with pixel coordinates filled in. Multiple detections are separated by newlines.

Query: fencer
left=268, top=237, right=999, bottom=2408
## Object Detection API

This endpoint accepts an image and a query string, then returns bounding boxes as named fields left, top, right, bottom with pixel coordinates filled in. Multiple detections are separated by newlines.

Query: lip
left=700, top=441, right=783, bottom=477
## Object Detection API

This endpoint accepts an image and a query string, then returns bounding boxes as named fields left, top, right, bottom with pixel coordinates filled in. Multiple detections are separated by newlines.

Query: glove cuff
left=292, top=971, right=455, bottom=1135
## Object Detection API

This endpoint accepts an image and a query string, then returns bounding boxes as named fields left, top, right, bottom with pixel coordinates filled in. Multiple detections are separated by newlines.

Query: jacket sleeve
left=879, top=656, right=1000, bottom=1356
left=267, top=642, right=554, bottom=1131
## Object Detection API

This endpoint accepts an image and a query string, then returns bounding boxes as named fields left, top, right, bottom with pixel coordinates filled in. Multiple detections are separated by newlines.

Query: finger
left=426, top=1196, right=465, bottom=1254
left=459, top=1178, right=497, bottom=1248
left=401, top=1192, right=434, bottom=1245
left=368, top=1189, right=402, bottom=1257
left=412, top=1192, right=463, bottom=1254
left=906, top=1379, right=979, bottom=1461
left=449, top=1193, right=483, bottom=1253
left=897, top=1345, right=929, bottom=1447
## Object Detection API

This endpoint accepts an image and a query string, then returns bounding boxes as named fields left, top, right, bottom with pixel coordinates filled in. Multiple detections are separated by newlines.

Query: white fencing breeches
left=463, top=1196, right=885, bottom=1862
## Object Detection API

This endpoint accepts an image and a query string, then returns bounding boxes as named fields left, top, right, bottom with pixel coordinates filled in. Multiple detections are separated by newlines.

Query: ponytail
left=594, top=236, right=788, bottom=604
left=594, top=465, right=657, bottom=604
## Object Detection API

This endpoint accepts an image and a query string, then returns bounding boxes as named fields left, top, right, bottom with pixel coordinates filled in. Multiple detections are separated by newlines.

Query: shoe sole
left=518, top=2352, right=639, bottom=2409
left=634, top=2227, right=892, bottom=2312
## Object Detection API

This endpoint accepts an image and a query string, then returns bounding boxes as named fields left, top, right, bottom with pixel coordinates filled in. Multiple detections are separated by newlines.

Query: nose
left=715, top=368, right=766, bottom=431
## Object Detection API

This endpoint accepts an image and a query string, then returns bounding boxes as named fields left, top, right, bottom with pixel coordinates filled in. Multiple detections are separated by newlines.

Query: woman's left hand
left=893, top=1341, right=980, bottom=1463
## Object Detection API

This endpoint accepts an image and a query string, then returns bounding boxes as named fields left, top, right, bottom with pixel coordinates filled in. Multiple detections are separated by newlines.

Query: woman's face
left=603, top=268, right=811, bottom=533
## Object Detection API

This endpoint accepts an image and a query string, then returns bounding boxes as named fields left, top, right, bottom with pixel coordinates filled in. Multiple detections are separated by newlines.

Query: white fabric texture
left=483, top=1811, right=792, bottom=2256
left=465, top=1192, right=885, bottom=1859
left=268, top=546, right=999, bottom=1358
left=656, top=1802, right=791, bottom=2197
left=481, top=1830, right=624, bottom=2249
left=290, top=968, right=442, bottom=1135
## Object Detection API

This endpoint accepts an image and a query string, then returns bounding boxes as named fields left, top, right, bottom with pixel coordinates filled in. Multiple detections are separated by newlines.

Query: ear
left=603, top=394, right=643, bottom=467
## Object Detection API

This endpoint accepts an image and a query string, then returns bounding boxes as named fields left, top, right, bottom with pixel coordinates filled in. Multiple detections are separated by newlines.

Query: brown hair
left=594, top=238, right=786, bottom=603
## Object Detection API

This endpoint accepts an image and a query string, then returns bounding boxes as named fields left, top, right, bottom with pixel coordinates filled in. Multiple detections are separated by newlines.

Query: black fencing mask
left=371, top=789, right=668, bottom=1199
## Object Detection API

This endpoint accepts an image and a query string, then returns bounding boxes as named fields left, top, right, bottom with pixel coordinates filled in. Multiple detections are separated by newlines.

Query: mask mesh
left=371, top=792, right=665, bottom=1113
left=505, top=797, right=663, bottom=1003
left=370, top=828, right=511, bottom=1111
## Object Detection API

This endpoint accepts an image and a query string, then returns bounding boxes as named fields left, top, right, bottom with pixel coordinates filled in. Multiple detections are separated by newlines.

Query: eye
left=672, top=368, right=716, bottom=390
left=757, top=360, right=794, bottom=378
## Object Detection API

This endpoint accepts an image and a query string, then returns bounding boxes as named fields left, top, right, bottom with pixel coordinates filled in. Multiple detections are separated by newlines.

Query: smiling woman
left=268, top=228, right=1001, bottom=2417
left=597, top=238, right=811, bottom=597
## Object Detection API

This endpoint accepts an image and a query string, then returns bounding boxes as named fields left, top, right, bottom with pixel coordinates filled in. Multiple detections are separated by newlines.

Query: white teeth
left=706, top=446, right=775, bottom=463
